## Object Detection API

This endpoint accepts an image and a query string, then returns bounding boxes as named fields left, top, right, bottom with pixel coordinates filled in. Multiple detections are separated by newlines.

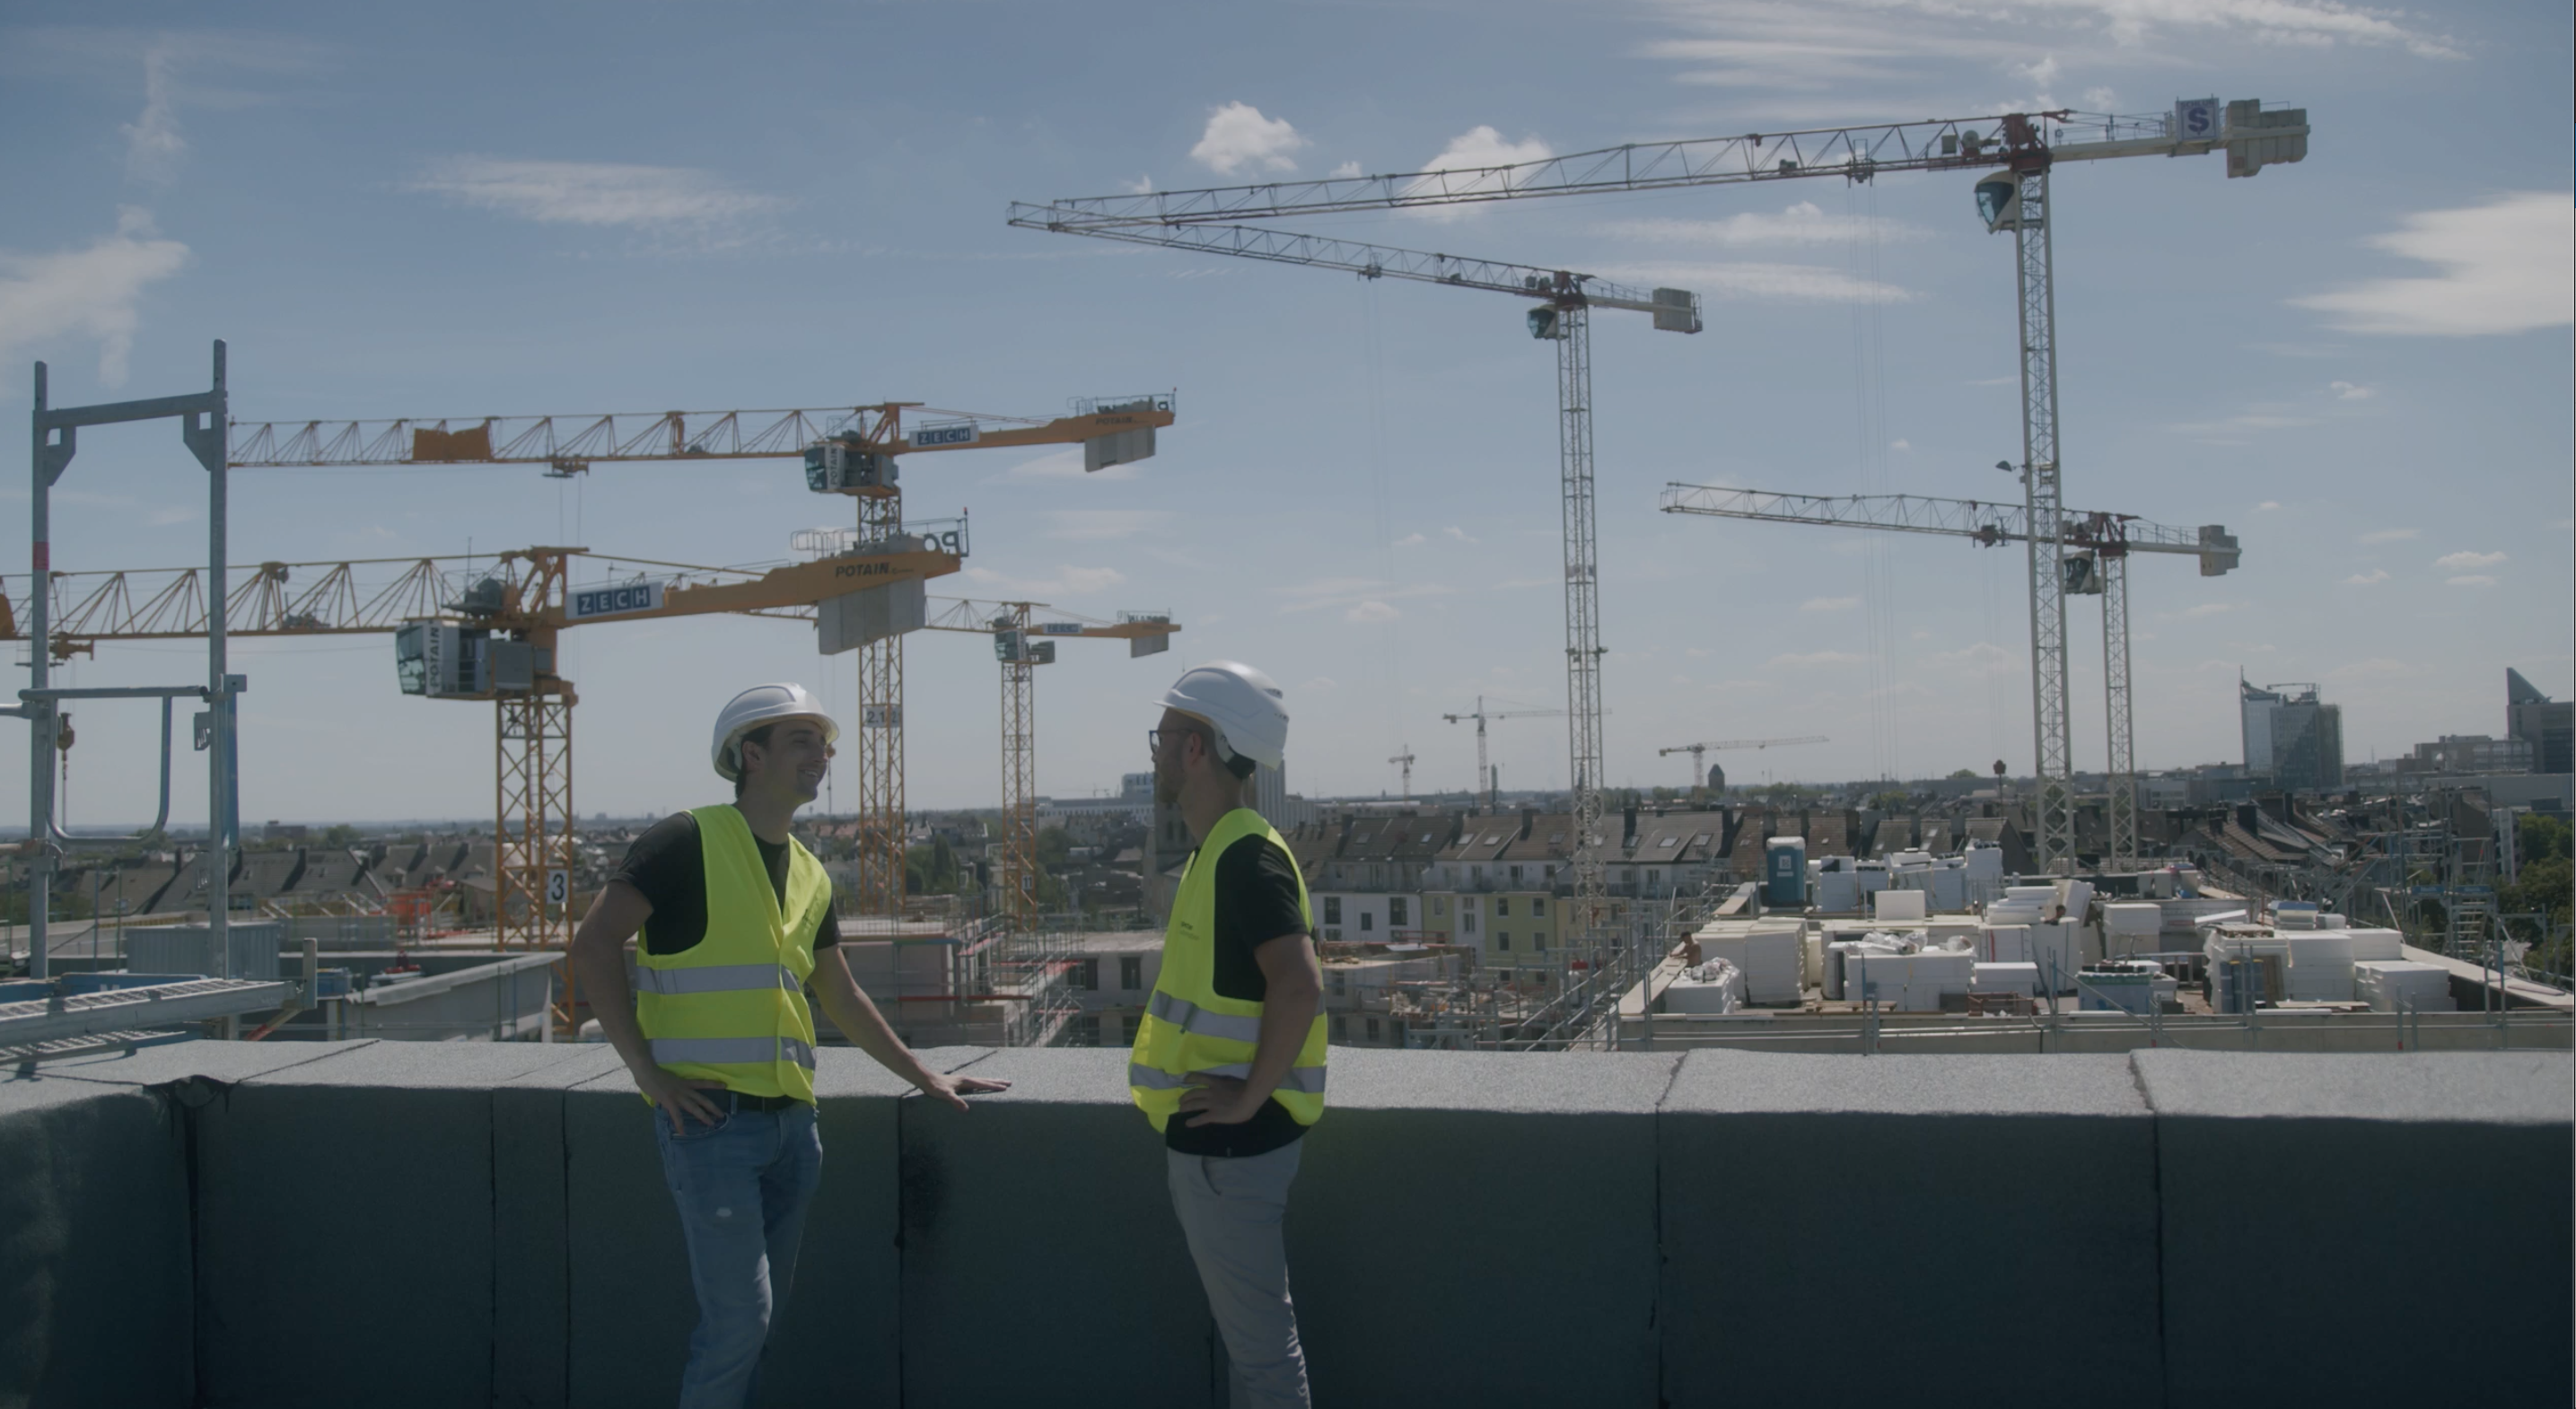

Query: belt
left=719, top=1091, right=804, bottom=1113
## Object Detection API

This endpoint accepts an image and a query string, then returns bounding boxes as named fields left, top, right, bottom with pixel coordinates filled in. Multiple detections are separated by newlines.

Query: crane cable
left=1849, top=183, right=1900, bottom=785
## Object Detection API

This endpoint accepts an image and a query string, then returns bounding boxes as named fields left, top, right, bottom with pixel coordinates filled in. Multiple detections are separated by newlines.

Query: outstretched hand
left=1177, top=1072, right=1265, bottom=1128
left=916, top=1070, right=1012, bottom=1113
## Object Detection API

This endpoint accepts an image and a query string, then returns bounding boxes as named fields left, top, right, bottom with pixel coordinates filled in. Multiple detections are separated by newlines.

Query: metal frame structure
left=219, top=394, right=1172, bottom=923
left=1007, top=215, right=1701, bottom=940
left=1654, top=736, right=1828, bottom=789
left=19, top=343, right=240, bottom=982
left=915, top=597, right=1178, bottom=931
left=1660, top=483, right=2238, bottom=869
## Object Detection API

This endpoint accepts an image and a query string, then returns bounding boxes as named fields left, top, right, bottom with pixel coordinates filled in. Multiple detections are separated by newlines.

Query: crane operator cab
left=1974, top=172, right=2024, bottom=233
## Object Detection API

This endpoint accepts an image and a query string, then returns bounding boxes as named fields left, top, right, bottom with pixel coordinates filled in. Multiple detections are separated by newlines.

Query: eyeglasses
left=1148, top=726, right=1208, bottom=757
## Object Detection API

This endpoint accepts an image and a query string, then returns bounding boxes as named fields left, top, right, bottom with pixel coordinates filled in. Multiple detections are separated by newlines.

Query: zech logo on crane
left=567, top=582, right=665, bottom=622
left=908, top=421, right=978, bottom=449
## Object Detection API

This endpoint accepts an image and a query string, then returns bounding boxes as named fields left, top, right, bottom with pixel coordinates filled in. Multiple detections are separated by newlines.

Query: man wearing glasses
left=1132, top=661, right=1326, bottom=1409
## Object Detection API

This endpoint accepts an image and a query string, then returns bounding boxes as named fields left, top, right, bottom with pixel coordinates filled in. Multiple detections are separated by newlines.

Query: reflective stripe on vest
left=632, top=803, right=829, bottom=1104
left=1127, top=1062, right=1327, bottom=1094
left=629, top=962, right=803, bottom=997
left=1128, top=806, right=1327, bottom=1131
left=1146, top=990, right=1264, bottom=1044
left=653, top=1035, right=818, bottom=1071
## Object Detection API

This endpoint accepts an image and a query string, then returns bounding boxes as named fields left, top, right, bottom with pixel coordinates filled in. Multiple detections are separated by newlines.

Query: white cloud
left=2169, top=404, right=2315, bottom=436
left=1328, top=161, right=1362, bottom=179
left=1400, top=127, right=1553, bottom=222
left=0, top=207, right=191, bottom=387
left=2294, top=193, right=2573, bottom=337
left=1301, top=676, right=1338, bottom=692
left=2446, top=575, right=2498, bottom=588
left=1188, top=102, right=1308, bottom=177
left=2256, top=501, right=2282, bottom=512
left=1600, top=202, right=1930, bottom=248
left=1278, top=577, right=1451, bottom=615
left=959, top=564, right=1126, bottom=597
left=1642, top=0, right=2456, bottom=101
left=2343, top=568, right=2390, bottom=586
left=1801, top=595, right=1859, bottom=612
left=1117, top=174, right=1153, bottom=196
left=147, top=504, right=197, bottom=527
left=1888, top=439, right=1911, bottom=452
left=407, top=157, right=785, bottom=231
left=2182, top=602, right=2233, bottom=618
left=1392, top=532, right=1426, bottom=547
left=122, top=39, right=186, bottom=183
left=1000, top=448, right=1138, bottom=482
left=1596, top=260, right=1910, bottom=303
left=1938, top=642, right=2015, bottom=673
left=1044, top=509, right=1173, bottom=541
left=1766, top=650, right=1863, bottom=667
left=1345, top=600, right=1400, bottom=623
left=2331, top=657, right=2430, bottom=681
left=2357, top=528, right=2418, bottom=545
left=1442, top=525, right=1478, bottom=544
left=2329, top=381, right=2375, bottom=401
left=2434, top=550, right=2505, bottom=572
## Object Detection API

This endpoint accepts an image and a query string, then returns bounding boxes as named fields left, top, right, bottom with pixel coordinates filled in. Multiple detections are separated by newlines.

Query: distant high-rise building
left=2240, top=679, right=2344, bottom=792
left=1706, top=763, right=1727, bottom=794
left=1119, top=771, right=1154, bottom=802
left=2506, top=669, right=2573, bottom=775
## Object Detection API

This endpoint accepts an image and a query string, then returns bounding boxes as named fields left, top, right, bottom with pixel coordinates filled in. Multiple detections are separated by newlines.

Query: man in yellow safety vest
left=571, top=682, right=1008, bottom=1409
left=1132, top=661, right=1326, bottom=1409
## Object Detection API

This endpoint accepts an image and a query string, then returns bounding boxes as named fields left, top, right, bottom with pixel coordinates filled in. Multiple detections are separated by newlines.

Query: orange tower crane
left=915, top=597, right=1176, bottom=930
left=221, top=394, right=1177, bottom=928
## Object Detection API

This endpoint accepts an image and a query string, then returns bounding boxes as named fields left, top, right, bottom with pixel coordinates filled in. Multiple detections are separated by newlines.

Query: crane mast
left=2008, top=162, right=2075, bottom=874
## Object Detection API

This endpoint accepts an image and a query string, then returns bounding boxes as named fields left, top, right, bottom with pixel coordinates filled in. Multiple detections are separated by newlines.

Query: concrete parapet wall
left=0, top=1043, right=2566, bottom=1408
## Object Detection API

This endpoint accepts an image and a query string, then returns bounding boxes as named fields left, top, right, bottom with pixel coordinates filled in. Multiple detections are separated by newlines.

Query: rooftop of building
left=3, top=1039, right=2566, bottom=1408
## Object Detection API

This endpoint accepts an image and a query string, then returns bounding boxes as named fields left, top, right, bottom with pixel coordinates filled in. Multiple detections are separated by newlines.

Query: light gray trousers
left=1167, top=1142, right=1312, bottom=1409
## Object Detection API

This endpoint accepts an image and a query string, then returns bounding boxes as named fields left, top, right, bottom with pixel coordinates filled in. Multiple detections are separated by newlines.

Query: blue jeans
left=653, top=1095, right=825, bottom=1409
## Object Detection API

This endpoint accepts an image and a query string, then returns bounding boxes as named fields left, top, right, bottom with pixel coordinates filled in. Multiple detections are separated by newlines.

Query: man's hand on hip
left=637, top=1067, right=732, bottom=1134
left=1178, top=1072, right=1266, bottom=1127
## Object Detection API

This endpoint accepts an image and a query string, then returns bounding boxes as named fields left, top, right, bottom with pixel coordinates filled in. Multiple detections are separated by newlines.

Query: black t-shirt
left=1164, top=831, right=1312, bottom=1160
left=611, top=811, right=841, bottom=957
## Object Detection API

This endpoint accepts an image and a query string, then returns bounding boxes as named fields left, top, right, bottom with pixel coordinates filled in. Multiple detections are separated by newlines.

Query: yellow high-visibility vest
left=634, top=804, right=828, bottom=1104
left=1129, top=807, right=1327, bottom=1130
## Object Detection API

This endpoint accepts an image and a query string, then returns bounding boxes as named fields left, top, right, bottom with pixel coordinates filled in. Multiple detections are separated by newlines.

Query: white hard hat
left=1156, top=661, right=1288, bottom=772
left=711, top=683, right=838, bottom=782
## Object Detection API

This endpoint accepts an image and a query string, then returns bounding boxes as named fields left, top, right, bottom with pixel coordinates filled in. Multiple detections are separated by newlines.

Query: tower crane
left=910, top=596, right=1176, bottom=931
left=1441, top=696, right=1570, bottom=812
left=1006, top=217, right=1701, bottom=939
left=222, top=392, right=1177, bottom=925
left=1388, top=746, right=1417, bottom=801
left=1656, top=736, right=1828, bottom=790
left=1015, top=96, right=2305, bottom=886
left=1658, top=482, right=2244, bottom=869
left=1, top=550, right=1180, bottom=946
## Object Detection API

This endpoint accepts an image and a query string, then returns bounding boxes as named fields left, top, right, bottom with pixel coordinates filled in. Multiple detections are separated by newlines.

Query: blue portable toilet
left=1765, top=836, right=1809, bottom=908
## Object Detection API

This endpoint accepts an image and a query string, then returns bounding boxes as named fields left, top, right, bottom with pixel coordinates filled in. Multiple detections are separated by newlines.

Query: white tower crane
left=1656, top=736, right=1829, bottom=790
left=1441, top=696, right=1571, bottom=812
left=1659, top=483, right=2242, bottom=869
left=1015, top=97, right=2305, bottom=883
left=1004, top=219, right=1699, bottom=935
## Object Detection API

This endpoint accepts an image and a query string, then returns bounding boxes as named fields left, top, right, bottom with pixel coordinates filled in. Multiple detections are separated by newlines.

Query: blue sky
left=2, top=0, right=2568, bottom=825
